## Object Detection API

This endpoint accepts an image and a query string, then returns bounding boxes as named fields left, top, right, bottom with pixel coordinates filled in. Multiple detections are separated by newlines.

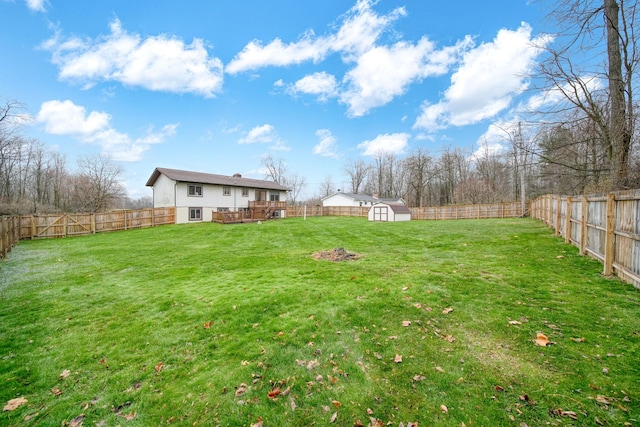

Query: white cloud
left=42, top=19, right=223, bottom=97
left=357, top=132, right=409, bottom=156
left=289, top=72, right=338, bottom=101
left=36, top=100, right=177, bottom=161
left=238, top=124, right=290, bottom=151
left=226, top=0, right=476, bottom=116
left=37, top=100, right=110, bottom=135
left=414, top=23, right=551, bottom=132
left=313, top=129, right=339, bottom=158
left=341, top=37, right=471, bottom=116
left=226, top=0, right=403, bottom=74
left=25, top=0, right=45, bottom=12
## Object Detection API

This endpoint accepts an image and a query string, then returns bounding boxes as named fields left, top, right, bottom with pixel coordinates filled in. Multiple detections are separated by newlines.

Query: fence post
left=603, top=192, right=616, bottom=276
left=31, top=215, right=36, bottom=239
left=1, top=217, right=6, bottom=259
left=555, top=196, right=562, bottom=236
left=580, top=195, right=587, bottom=255
left=565, top=197, right=572, bottom=243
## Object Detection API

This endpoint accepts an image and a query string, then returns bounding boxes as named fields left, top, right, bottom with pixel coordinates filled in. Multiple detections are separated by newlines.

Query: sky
left=0, top=0, right=555, bottom=199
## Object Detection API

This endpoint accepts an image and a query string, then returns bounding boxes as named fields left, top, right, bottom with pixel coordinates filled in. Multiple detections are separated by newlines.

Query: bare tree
left=261, top=154, right=288, bottom=185
left=319, top=175, right=335, bottom=197
left=284, top=172, right=306, bottom=206
left=404, top=148, right=435, bottom=207
left=537, top=0, right=638, bottom=189
left=342, top=159, right=370, bottom=194
left=71, top=155, right=125, bottom=213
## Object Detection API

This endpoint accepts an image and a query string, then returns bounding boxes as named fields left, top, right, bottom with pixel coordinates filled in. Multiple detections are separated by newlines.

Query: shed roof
left=374, top=202, right=411, bottom=214
left=145, top=167, right=290, bottom=191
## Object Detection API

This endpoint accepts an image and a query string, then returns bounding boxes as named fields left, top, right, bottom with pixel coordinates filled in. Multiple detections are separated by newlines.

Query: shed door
left=373, top=206, right=389, bottom=222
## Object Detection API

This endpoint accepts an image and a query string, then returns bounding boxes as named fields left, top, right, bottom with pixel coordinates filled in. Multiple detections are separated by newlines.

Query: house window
left=242, top=188, right=249, bottom=197
left=223, top=186, right=231, bottom=196
left=188, top=184, right=202, bottom=197
left=270, top=192, right=280, bottom=201
left=189, top=207, right=202, bottom=221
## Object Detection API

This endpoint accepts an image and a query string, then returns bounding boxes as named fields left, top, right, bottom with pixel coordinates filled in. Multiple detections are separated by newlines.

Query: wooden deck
left=212, top=201, right=287, bottom=224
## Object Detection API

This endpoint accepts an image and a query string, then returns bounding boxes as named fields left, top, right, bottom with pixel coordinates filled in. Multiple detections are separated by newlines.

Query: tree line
left=0, top=100, right=150, bottom=215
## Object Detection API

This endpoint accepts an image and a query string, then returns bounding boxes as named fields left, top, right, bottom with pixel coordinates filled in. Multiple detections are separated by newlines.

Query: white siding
left=322, top=194, right=359, bottom=207
left=161, top=181, right=287, bottom=223
left=152, top=174, right=177, bottom=207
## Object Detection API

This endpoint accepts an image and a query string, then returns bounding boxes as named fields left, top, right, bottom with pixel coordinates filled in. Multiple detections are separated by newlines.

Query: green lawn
left=0, top=217, right=638, bottom=426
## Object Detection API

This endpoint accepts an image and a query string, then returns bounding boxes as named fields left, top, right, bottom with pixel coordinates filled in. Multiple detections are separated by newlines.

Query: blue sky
left=1, top=0, right=553, bottom=199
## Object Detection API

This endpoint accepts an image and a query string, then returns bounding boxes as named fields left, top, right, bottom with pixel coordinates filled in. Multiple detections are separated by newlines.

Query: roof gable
left=146, top=167, right=290, bottom=191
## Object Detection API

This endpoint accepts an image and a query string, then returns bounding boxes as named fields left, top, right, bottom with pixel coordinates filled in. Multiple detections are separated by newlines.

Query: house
left=368, top=202, right=412, bottom=222
left=321, top=192, right=404, bottom=207
left=145, top=167, right=289, bottom=223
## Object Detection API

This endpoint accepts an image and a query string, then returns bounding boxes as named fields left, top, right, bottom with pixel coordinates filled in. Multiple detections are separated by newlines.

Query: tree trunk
left=605, top=0, right=631, bottom=187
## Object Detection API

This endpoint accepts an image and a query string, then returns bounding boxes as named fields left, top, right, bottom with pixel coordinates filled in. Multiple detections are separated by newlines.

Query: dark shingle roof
left=384, top=203, right=411, bottom=214
left=145, top=167, right=290, bottom=191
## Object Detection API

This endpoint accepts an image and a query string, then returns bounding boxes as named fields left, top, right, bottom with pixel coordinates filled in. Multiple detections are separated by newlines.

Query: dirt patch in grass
left=312, top=247, right=362, bottom=262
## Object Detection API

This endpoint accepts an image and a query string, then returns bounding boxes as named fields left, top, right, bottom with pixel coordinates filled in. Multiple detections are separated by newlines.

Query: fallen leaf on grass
left=51, top=387, right=63, bottom=396
left=570, top=337, right=585, bottom=342
left=3, top=397, right=27, bottom=411
left=250, top=417, right=263, bottom=427
left=154, top=362, right=164, bottom=372
left=442, top=308, right=454, bottom=314
left=117, top=412, right=136, bottom=421
left=402, top=320, right=412, bottom=327
left=508, top=320, right=522, bottom=325
left=394, top=354, right=403, bottom=363
left=203, top=321, right=213, bottom=329
left=59, top=369, right=71, bottom=379
left=235, top=383, right=248, bottom=397
left=440, top=404, right=448, bottom=414
left=434, top=366, right=445, bottom=373
left=267, top=388, right=281, bottom=400
left=69, top=414, right=85, bottom=427
left=440, top=334, right=456, bottom=343
left=330, top=412, right=338, bottom=423
left=413, top=375, right=426, bottom=381
left=550, top=408, right=578, bottom=420
left=534, top=333, right=551, bottom=347
left=595, top=395, right=613, bottom=405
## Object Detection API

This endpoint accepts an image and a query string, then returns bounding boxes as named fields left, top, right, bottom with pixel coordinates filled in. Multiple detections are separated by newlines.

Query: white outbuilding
left=368, top=203, right=412, bottom=222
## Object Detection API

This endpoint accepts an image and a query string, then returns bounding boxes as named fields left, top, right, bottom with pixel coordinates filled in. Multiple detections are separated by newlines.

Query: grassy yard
left=0, top=217, right=638, bottom=427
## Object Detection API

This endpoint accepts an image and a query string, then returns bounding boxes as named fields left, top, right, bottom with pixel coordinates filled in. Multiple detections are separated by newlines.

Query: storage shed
left=368, top=203, right=412, bottom=222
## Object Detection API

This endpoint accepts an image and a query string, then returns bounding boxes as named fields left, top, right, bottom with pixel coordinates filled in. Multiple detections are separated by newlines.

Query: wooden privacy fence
left=0, top=207, right=176, bottom=259
left=286, top=201, right=527, bottom=220
left=531, top=191, right=640, bottom=288
left=0, top=216, right=21, bottom=260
